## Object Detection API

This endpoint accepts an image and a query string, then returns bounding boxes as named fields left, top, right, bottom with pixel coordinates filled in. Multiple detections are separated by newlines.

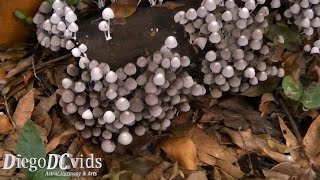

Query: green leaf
left=265, top=24, right=301, bottom=51
left=66, top=0, right=78, bottom=6
left=14, top=9, right=26, bottom=20
left=282, top=76, right=303, bottom=101
left=25, top=17, right=33, bottom=25
left=33, top=169, right=69, bottom=180
left=16, top=119, right=46, bottom=179
left=301, top=84, right=320, bottom=110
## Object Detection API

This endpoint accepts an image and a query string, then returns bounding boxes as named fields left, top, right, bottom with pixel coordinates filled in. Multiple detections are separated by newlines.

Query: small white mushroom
left=119, top=111, right=135, bottom=125
left=118, top=131, right=133, bottom=145
left=165, top=36, right=178, bottom=49
left=101, top=140, right=116, bottom=153
left=82, top=109, right=93, bottom=119
left=115, top=97, right=130, bottom=111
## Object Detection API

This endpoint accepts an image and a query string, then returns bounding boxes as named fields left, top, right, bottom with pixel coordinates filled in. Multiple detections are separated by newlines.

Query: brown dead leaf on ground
left=155, top=1, right=185, bottom=10
left=259, top=93, right=276, bottom=116
left=0, top=114, right=14, bottom=135
left=264, top=162, right=316, bottom=180
left=46, top=128, right=78, bottom=153
left=189, top=128, right=237, bottom=163
left=5, top=55, right=33, bottom=79
left=109, top=0, right=138, bottom=19
left=37, top=92, right=57, bottom=112
left=303, top=115, right=320, bottom=166
left=216, top=159, right=244, bottom=179
left=281, top=52, right=304, bottom=82
left=32, top=107, right=52, bottom=138
left=185, top=170, right=207, bottom=180
left=160, top=136, right=197, bottom=171
left=145, top=161, right=171, bottom=180
left=3, top=132, right=19, bottom=153
left=278, top=116, right=301, bottom=160
left=12, top=88, right=35, bottom=129
left=197, top=150, right=216, bottom=166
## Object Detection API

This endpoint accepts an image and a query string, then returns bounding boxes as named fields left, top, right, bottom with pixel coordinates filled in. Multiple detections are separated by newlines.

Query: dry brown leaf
left=0, top=50, right=28, bottom=61
left=0, top=114, right=14, bottom=135
left=5, top=55, right=33, bottom=78
left=185, top=171, right=208, bottom=180
left=3, top=132, right=19, bottom=153
left=46, top=128, right=78, bottom=153
left=281, top=52, right=304, bottom=82
left=109, top=0, right=138, bottom=19
left=197, top=150, right=216, bottom=166
left=12, top=88, right=35, bottom=129
left=37, top=92, right=57, bottom=112
left=303, top=115, right=320, bottom=165
left=145, top=161, right=171, bottom=180
left=216, top=159, right=244, bottom=179
left=261, top=148, right=294, bottom=163
left=278, top=116, right=301, bottom=160
left=32, top=107, right=52, bottom=138
left=167, top=162, right=180, bottom=180
left=259, top=93, right=275, bottom=116
left=190, top=128, right=237, bottom=162
left=262, top=169, right=290, bottom=180
left=156, top=1, right=185, bottom=10
left=269, top=162, right=316, bottom=180
left=160, top=136, right=197, bottom=170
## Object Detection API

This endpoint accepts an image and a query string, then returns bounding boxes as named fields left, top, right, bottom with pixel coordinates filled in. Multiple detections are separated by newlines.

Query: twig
left=279, top=98, right=302, bottom=142
left=4, top=96, right=16, bottom=128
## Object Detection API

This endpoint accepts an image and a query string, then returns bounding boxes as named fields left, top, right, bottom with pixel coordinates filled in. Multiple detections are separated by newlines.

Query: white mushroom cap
left=103, top=111, right=116, bottom=123
left=234, top=60, right=247, bottom=71
left=145, top=82, right=157, bottom=94
left=191, top=84, right=203, bottom=96
left=101, top=140, right=116, bottom=153
left=61, top=90, right=75, bottom=103
left=153, top=73, right=166, bottom=86
left=74, top=121, right=85, bottom=131
left=118, top=131, right=133, bottom=145
left=105, top=71, right=118, bottom=83
left=249, top=77, right=258, bottom=85
left=66, top=40, right=75, bottom=50
left=82, top=109, right=93, bottom=119
left=150, top=105, right=163, bottom=117
left=186, top=8, right=197, bottom=20
left=124, top=63, right=137, bottom=76
left=115, top=97, right=130, bottom=111
left=205, top=51, right=217, bottom=62
left=228, top=76, right=241, bottom=87
left=171, top=57, right=181, bottom=68
left=180, top=56, right=190, bottom=67
left=145, top=94, right=159, bottom=106
left=123, top=78, right=137, bottom=91
left=65, top=11, right=77, bottom=23
left=74, top=81, right=86, bottom=93
left=182, top=76, right=194, bottom=88
left=66, top=103, right=77, bottom=114
left=221, top=66, right=235, bottom=78
left=129, top=98, right=144, bottom=112
left=91, top=67, right=103, bottom=81
left=134, top=125, right=146, bottom=136
left=71, top=48, right=81, bottom=57
left=244, top=67, right=256, bottom=78
left=102, top=130, right=112, bottom=139
left=78, top=44, right=88, bottom=53
left=214, top=75, right=226, bottom=85
left=180, top=102, right=191, bottom=112
left=74, top=94, right=86, bottom=106
left=137, top=56, right=148, bottom=67
left=165, top=36, right=178, bottom=49
left=204, top=0, right=216, bottom=11
left=62, top=78, right=73, bottom=89
left=119, top=111, right=135, bottom=125
left=194, top=37, right=208, bottom=50
left=52, top=0, right=64, bottom=10
left=98, top=21, right=110, bottom=31
left=210, top=88, right=222, bottom=98
left=39, top=1, right=51, bottom=14
left=277, top=68, right=285, bottom=77
left=102, top=8, right=115, bottom=20
left=68, top=22, right=79, bottom=32
left=151, top=122, right=161, bottom=130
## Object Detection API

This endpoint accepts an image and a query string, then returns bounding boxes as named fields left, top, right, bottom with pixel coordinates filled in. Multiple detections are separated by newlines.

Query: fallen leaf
left=12, top=88, right=35, bottom=129
left=259, top=93, right=275, bottom=116
left=0, top=114, right=14, bottom=135
left=156, top=1, right=185, bottom=10
left=190, top=128, right=237, bottom=162
left=160, top=136, right=197, bottom=170
left=282, top=76, right=303, bottom=101
left=0, top=50, right=28, bottom=60
left=185, top=171, right=208, bottom=180
left=303, top=115, right=320, bottom=165
left=281, top=52, right=304, bottom=82
left=216, top=159, right=244, bottom=179
left=278, top=116, right=300, bottom=160
left=3, top=132, right=19, bottom=153
left=121, top=156, right=163, bottom=176
left=145, top=161, right=171, bottom=180
left=269, top=162, right=316, bottom=180
left=109, top=0, right=138, bottom=19
left=5, top=55, right=33, bottom=78
left=45, top=128, right=78, bottom=153
left=197, top=150, right=216, bottom=166
left=37, top=92, right=57, bottom=112
left=301, top=83, right=320, bottom=110
left=31, top=107, right=52, bottom=139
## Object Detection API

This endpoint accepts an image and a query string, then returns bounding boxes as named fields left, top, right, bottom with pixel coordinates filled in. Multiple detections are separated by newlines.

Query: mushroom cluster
left=33, top=0, right=79, bottom=52
left=174, top=0, right=285, bottom=98
left=282, top=0, right=320, bottom=54
left=59, top=36, right=205, bottom=153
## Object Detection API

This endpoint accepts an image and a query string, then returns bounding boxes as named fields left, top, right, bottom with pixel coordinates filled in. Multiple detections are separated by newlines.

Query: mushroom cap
left=165, top=36, right=178, bottom=49
left=71, top=48, right=81, bottom=57
left=101, top=140, right=116, bottom=153
left=66, top=103, right=77, bottom=114
left=74, top=81, right=86, bottom=93
left=151, top=122, right=161, bottom=130
left=68, top=22, right=79, bottom=32
left=204, top=0, right=216, bottom=11
left=228, top=76, right=241, bottom=87
left=150, top=105, right=163, bottom=117
left=205, top=50, right=217, bottom=62
left=221, top=66, right=235, bottom=78
left=82, top=109, right=93, bottom=119
left=244, top=67, right=256, bottom=78
left=134, top=125, right=146, bottom=136
left=102, top=111, right=115, bottom=123
left=194, top=37, right=208, bottom=50
left=239, top=8, right=250, bottom=19
left=102, top=8, right=115, bottom=20
left=105, top=71, right=118, bottom=83
left=124, top=63, right=137, bottom=76
left=153, top=73, right=166, bottom=86
left=208, top=21, right=220, bottom=32
left=129, top=98, right=144, bottom=112
left=91, top=67, right=103, bottom=81
left=171, top=57, right=181, bottom=68
left=74, top=121, right=85, bottom=131
left=98, top=21, right=110, bottom=31
left=210, top=88, right=222, bottom=98
left=182, top=76, right=194, bottom=88
left=62, top=90, right=75, bottom=103
left=234, top=59, right=247, bottom=71
left=145, top=82, right=157, bottom=94
left=62, top=78, right=73, bottom=89
left=115, top=97, right=130, bottom=111
left=145, top=94, right=159, bottom=106
left=124, top=78, right=137, bottom=91
left=186, top=8, right=197, bottom=20
left=209, top=32, right=221, bottom=43
left=180, top=56, right=191, bottom=67
left=214, top=75, right=226, bottom=85
left=118, top=131, right=133, bottom=145
left=65, top=11, right=77, bottom=23
left=119, top=111, right=135, bottom=125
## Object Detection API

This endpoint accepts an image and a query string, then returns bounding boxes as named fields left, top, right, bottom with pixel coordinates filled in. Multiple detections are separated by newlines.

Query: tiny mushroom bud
left=82, top=109, right=93, bottom=119
left=62, top=78, right=73, bottom=89
left=115, top=97, right=130, bottom=111
left=221, top=66, right=235, bottom=78
left=118, top=131, right=133, bottom=145
left=119, top=111, right=135, bottom=125
left=101, top=140, right=116, bottom=153
left=105, top=71, right=118, bottom=83
left=134, top=125, right=146, bottom=136
left=91, top=67, right=103, bottom=81
left=165, top=36, right=178, bottom=49
left=153, top=73, right=165, bottom=86
left=62, top=90, right=75, bottom=103
left=244, top=67, right=256, bottom=78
